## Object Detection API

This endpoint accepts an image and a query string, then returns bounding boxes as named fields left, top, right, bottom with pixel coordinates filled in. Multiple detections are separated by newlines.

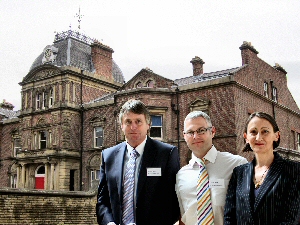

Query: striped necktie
left=122, top=149, right=139, bottom=225
left=197, top=159, right=214, bottom=225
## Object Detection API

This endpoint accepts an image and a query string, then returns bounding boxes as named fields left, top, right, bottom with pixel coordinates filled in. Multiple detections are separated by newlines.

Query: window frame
left=94, top=127, right=104, bottom=148
left=49, top=88, right=53, bottom=108
left=90, top=169, right=100, bottom=186
left=36, top=93, right=41, bottom=109
left=42, top=92, right=47, bottom=109
left=150, top=115, right=163, bottom=139
left=263, top=82, right=269, bottom=98
left=136, top=81, right=143, bottom=88
left=39, top=131, right=47, bottom=149
left=13, top=138, right=22, bottom=157
left=146, top=80, right=154, bottom=88
left=11, top=174, right=17, bottom=188
left=272, top=87, right=278, bottom=102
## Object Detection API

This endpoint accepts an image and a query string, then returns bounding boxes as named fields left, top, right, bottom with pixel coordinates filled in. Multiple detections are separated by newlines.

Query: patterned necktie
left=197, top=159, right=214, bottom=225
left=122, top=149, right=139, bottom=225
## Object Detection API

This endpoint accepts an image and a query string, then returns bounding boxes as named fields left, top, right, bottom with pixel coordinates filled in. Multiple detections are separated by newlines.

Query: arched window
left=146, top=80, right=154, bottom=88
left=35, top=166, right=45, bottom=189
left=136, top=82, right=143, bottom=88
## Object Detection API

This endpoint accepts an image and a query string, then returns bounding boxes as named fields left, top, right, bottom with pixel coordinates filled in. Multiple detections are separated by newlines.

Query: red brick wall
left=0, top=121, right=19, bottom=187
left=91, top=42, right=114, bottom=81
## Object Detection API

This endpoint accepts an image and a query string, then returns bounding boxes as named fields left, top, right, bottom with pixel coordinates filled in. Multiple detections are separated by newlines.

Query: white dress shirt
left=175, top=145, right=248, bottom=225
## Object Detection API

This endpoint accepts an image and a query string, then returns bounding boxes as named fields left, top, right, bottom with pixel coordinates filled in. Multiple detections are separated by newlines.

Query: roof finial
left=75, top=7, right=84, bottom=30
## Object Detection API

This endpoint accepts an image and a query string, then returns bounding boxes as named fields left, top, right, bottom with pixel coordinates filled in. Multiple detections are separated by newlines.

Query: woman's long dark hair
left=243, top=112, right=280, bottom=152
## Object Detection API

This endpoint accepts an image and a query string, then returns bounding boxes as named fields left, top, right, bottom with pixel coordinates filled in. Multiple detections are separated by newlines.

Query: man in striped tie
left=175, top=111, right=247, bottom=225
left=96, top=99, right=180, bottom=225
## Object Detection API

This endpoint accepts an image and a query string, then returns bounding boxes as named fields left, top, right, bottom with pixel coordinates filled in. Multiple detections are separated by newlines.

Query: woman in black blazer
left=224, top=112, right=300, bottom=225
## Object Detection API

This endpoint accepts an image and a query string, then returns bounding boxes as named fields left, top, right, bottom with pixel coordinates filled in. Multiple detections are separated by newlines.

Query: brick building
left=1, top=29, right=300, bottom=191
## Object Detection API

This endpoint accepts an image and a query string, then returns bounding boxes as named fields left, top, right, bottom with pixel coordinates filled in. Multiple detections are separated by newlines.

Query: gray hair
left=119, top=99, right=151, bottom=125
left=184, top=111, right=212, bottom=128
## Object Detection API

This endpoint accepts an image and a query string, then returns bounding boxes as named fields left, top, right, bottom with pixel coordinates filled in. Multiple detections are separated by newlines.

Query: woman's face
left=244, top=116, right=279, bottom=154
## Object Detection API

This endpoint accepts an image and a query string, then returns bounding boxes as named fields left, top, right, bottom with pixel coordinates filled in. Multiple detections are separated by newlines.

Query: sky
left=1, top=0, right=300, bottom=111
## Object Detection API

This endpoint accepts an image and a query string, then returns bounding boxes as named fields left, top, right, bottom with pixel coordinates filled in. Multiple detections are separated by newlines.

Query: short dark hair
left=119, top=99, right=151, bottom=125
left=243, top=112, right=280, bottom=152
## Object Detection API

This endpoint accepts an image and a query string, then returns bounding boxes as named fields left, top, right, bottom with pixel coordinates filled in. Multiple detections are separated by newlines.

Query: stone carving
left=42, top=45, right=58, bottom=64
left=90, top=155, right=101, bottom=167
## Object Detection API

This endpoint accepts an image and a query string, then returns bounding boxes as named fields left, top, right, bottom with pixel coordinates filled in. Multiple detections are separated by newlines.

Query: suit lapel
left=254, top=155, right=284, bottom=211
left=136, top=137, right=157, bottom=200
left=114, top=142, right=127, bottom=203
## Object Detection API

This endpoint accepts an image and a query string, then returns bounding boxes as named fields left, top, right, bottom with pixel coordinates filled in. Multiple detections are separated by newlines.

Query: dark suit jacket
left=96, top=137, right=180, bottom=225
left=224, top=152, right=300, bottom=225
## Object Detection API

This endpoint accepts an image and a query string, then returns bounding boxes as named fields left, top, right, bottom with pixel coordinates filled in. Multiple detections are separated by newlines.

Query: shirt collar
left=126, top=136, right=147, bottom=156
left=189, top=145, right=217, bottom=166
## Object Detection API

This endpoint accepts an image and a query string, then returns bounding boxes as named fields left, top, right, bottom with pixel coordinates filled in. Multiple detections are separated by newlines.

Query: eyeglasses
left=183, top=127, right=212, bottom=137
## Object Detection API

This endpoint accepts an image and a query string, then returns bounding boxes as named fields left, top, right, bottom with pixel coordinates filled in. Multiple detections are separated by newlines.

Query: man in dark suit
left=96, top=99, right=180, bottom=225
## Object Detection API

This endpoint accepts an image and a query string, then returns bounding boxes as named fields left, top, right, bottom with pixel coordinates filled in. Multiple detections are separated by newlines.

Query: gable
left=121, top=68, right=174, bottom=90
left=20, top=64, right=61, bottom=84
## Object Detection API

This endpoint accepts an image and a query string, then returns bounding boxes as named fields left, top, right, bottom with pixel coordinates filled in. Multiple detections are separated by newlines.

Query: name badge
left=210, top=179, right=225, bottom=188
left=147, top=168, right=161, bottom=176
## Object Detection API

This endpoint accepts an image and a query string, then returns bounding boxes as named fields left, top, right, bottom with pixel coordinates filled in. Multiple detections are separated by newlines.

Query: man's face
left=121, top=112, right=150, bottom=148
left=183, top=117, right=215, bottom=158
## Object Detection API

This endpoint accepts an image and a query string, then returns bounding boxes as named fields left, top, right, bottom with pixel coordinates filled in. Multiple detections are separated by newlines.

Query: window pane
left=11, top=174, right=17, bottom=188
left=151, top=115, right=162, bottom=126
left=95, top=127, right=103, bottom=147
left=37, top=166, right=45, bottom=174
left=96, top=137, right=103, bottom=147
left=147, top=80, right=154, bottom=87
left=40, top=131, right=47, bottom=149
left=150, top=127, right=162, bottom=138
left=96, top=127, right=103, bottom=136
left=91, top=171, right=95, bottom=181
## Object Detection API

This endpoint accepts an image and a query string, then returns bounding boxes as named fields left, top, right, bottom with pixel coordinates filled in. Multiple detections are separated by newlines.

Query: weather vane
left=75, top=7, right=84, bottom=30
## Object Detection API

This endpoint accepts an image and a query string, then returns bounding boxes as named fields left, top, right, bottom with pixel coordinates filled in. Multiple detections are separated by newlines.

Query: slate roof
left=90, top=92, right=115, bottom=104
left=29, top=31, right=125, bottom=84
left=174, top=66, right=246, bottom=86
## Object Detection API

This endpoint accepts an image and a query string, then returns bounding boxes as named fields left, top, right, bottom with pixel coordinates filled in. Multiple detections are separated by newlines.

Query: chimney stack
left=91, top=41, right=114, bottom=81
left=274, top=63, right=287, bottom=74
left=190, top=56, right=205, bottom=76
left=239, top=41, right=259, bottom=65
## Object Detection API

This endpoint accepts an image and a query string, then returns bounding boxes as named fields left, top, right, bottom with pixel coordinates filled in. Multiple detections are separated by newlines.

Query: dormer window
left=146, top=80, right=154, bottom=88
left=263, top=82, right=268, bottom=98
